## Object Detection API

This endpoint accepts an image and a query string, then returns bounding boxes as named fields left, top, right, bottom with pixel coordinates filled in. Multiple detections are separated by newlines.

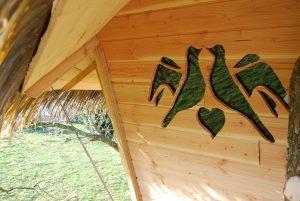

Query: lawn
left=0, top=126, right=131, bottom=201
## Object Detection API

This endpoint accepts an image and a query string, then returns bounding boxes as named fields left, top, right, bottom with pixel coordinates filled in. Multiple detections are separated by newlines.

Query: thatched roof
left=1, top=90, right=105, bottom=139
left=0, top=0, right=52, bottom=129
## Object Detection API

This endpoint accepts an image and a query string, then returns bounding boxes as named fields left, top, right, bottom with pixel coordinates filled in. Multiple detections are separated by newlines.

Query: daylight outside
left=0, top=0, right=299, bottom=201
left=0, top=91, right=131, bottom=201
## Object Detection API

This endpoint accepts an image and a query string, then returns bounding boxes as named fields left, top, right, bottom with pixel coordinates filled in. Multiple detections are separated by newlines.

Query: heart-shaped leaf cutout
left=198, top=107, right=225, bottom=138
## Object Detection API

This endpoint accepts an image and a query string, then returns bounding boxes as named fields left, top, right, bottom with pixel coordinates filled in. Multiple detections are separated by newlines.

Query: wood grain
left=119, top=103, right=288, bottom=143
left=118, top=0, right=222, bottom=16
left=125, top=123, right=259, bottom=164
left=51, top=56, right=95, bottom=90
left=98, top=0, right=298, bottom=199
left=24, top=0, right=130, bottom=94
left=137, top=179, right=261, bottom=201
left=94, top=46, right=142, bottom=201
left=134, top=166, right=283, bottom=201
left=24, top=38, right=99, bottom=97
left=129, top=142, right=285, bottom=200
left=129, top=141, right=285, bottom=181
left=99, top=0, right=300, bottom=41
left=72, top=70, right=102, bottom=90
left=62, top=62, right=96, bottom=91
left=101, top=26, right=300, bottom=62
left=113, top=82, right=289, bottom=118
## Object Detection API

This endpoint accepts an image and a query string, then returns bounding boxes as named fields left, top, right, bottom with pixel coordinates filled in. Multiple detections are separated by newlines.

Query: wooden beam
left=118, top=0, right=218, bottom=16
left=23, top=0, right=130, bottom=94
left=71, top=70, right=102, bottom=90
left=94, top=45, right=142, bottom=201
left=24, top=37, right=99, bottom=97
left=62, top=62, right=96, bottom=91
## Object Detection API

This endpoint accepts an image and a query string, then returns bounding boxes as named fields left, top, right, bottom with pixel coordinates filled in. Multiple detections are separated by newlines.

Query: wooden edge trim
left=94, top=45, right=142, bottom=201
left=62, top=62, right=96, bottom=91
left=117, top=0, right=219, bottom=16
left=24, top=37, right=99, bottom=97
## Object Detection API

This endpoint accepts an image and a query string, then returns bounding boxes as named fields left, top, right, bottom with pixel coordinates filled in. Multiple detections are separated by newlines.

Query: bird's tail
left=250, top=115, right=275, bottom=143
left=162, top=108, right=178, bottom=127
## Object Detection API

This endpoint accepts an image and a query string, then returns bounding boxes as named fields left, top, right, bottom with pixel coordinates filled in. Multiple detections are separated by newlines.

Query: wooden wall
left=98, top=0, right=300, bottom=200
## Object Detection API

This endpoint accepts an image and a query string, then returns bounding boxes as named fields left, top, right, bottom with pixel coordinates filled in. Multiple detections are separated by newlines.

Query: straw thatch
left=0, top=90, right=106, bottom=140
left=0, top=0, right=52, bottom=130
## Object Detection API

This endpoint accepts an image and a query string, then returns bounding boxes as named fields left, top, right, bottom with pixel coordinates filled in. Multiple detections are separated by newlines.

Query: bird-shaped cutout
left=259, top=91, right=278, bottom=117
left=149, top=62, right=182, bottom=105
left=155, top=89, right=165, bottom=106
left=149, top=44, right=289, bottom=142
left=163, top=47, right=206, bottom=127
left=234, top=54, right=260, bottom=68
left=236, top=62, right=289, bottom=108
left=208, top=45, right=275, bottom=143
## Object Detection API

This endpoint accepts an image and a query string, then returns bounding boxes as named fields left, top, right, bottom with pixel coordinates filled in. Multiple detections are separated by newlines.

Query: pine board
left=101, top=26, right=300, bottom=63
left=118, top=0, right=223, bottom=16
left=99, top=0, right=300, bottom=41
left=24, top=0, right=130, bottom=93
left=118, top=103, right=288, bottom=143
left=113, top=82, right=289, bottom=118
left=129, top=142, right=285, bottom=200
left=125, top=123, right=259, bottom=164
left=72, top=70, right=102, bottom=90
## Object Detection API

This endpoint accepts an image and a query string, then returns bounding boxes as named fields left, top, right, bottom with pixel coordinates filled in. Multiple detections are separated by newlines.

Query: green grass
left=0, top=127, right=131, bottom=201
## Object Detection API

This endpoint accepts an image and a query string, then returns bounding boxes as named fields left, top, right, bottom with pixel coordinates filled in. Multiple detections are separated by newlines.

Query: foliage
left=82, top=108, right=114, bottom=141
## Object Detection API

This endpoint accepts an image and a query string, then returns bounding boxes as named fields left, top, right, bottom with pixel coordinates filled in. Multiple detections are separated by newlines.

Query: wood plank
left=108, top=63, right=292, bottom=95
left=62, top=62, right=96, bottom=91
left=118, top=0, right=222, bottom=16
left=129, top=142, right=285, bottom=200
left=260, top=141, right=287, bottom=169
left=130, top=143, right=285, bottom=200
left=113, top=82, right=203, bottom=108
left=137, top=179, right=220, bottom=201
left=101, top=26, right=300, bottom=62
left=135, top=166, right=283, bottom=201
left=24, top=38, right=99, bottom=97
left=72, top=70, right=102, bottom=90
left=125, top=123, right=259, bottom=165
left=108, top=62, right=293, bottom=85
left=24, top=0, right=130, bottom=95
left=113, top=82, right=289, bottom=118
left=118, top=103, right=288, bottom=143
left=52, top=56, right=94, bottom=89
left=138, top=179, right=258, bottom=201
left=129, top=141, right=285, bottom=182
left=99, top=0, right=300, bottom=41
left=138, top=178, right=266, bottom=201
left=94, top=46, right=142, bottom=201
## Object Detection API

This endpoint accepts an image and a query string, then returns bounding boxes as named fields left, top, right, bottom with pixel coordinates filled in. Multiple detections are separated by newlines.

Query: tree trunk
left=284, top=58, right=300, bottom=201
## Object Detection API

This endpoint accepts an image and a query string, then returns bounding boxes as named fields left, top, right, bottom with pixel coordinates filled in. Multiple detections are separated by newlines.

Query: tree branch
left=36, top=122, right=118, bottom=151
left=0, top=181, right=42, bottom=193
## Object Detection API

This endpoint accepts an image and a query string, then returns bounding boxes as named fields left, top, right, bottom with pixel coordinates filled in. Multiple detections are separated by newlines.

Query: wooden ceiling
left=22, top=0, right=217, bottom=98
left=23, top=0, right=130, bottom=97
